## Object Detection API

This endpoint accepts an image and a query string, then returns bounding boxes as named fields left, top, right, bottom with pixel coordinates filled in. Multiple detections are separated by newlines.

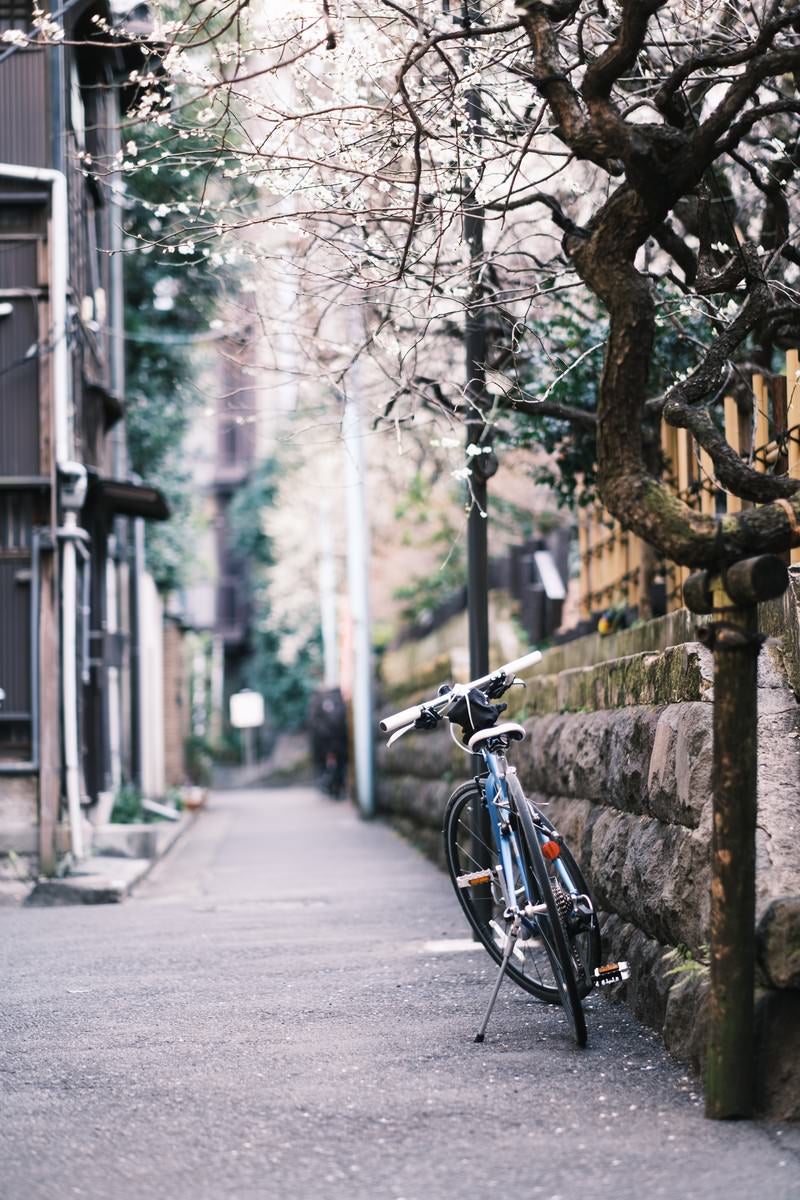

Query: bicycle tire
left=443, top=782, right=599, bottom=1010
left=513, top=788, right=587, bottom=1047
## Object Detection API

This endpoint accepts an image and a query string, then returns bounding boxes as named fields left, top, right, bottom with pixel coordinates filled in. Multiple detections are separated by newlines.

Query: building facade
left=0, top=0, right=169, bottom=871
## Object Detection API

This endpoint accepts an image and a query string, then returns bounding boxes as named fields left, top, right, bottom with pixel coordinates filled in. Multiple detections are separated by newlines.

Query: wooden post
left=704, top=586, right=759, bottom=1119
left=771, top=374, right=788, bottom=477
left=685, top=556, right=789, bottom=1120
left=699, top=447, right=716, bottom=517
left=752, top=374, right=769, bottom=473
left=578, top=513, right=590, bottom=621
left=637, top=538, right=655, bottom=621
left=724, top=395, right=743, bottom=515
left=676, top=430, right=691, bottom=606
left=615, top=521, right=626, bottom=608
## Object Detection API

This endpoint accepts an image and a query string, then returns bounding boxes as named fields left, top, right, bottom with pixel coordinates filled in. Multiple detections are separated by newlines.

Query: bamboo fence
left=577, top=349, right=800, bottom=619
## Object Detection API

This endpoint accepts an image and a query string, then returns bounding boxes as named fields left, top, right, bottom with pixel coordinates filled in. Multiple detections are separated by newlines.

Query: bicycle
left=380, top=649, right=629, bottom=1047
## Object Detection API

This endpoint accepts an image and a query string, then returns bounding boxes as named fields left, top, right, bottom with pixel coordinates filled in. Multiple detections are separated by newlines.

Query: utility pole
left=342, top=340, right=375, bottom=818
left=463, top=0, right=497, bottom=933
left=463, top=0, right=496, bottom=682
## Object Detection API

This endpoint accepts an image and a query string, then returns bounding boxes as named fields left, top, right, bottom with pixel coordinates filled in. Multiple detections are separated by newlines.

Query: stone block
left=519, top=713, right=570, bottom=795
left=555, top=642, right=712, bottom=712
left=378, top=724, right=457, bottom=781
left=755, top=709, right=800, bottom=911
left=606, top=706, right=662, bottom=814
left=757, top=897, right=800, bottom=989
left=586, top=808, right=710, bottom=951
left=647, top=703, right=712, bottom=829
left=754, top=988, right=800, bottom=1119
left=543, top=795, right=596, bottom=867
left=376, top=774, right=450, bottom=832
left=91, top=824, right=160, bottom=859
left=561, top=710, right=616, bottom=801
left=662, top=973, right=708, bottom=1073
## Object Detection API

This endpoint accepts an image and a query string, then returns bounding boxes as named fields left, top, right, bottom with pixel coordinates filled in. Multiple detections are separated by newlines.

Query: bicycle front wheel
left=444, top=782, right=584, bottom=1006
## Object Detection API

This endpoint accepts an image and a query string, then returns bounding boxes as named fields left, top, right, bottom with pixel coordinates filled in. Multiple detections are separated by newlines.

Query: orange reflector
left=541, top=840, right=561, bottom=861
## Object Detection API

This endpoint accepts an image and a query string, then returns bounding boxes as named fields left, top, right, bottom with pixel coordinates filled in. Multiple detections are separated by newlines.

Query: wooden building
left=0, top=0, right=169, bottom=870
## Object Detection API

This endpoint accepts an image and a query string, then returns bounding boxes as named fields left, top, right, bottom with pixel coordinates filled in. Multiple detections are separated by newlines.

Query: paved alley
left=2, top=788, right=799, bottom=1200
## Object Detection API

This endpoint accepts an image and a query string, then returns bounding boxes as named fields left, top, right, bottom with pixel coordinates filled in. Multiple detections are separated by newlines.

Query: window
left=0, top=1, right=32, bottom=31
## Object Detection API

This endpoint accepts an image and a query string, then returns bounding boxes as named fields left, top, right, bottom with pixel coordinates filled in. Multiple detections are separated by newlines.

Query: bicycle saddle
left=467, top=722, right=527, bottom=751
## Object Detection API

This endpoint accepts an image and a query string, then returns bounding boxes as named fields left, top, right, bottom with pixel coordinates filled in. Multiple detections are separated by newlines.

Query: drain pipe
left=0, top=164, right=86, bottom=858
left=59, top=464, right=89, bottom=861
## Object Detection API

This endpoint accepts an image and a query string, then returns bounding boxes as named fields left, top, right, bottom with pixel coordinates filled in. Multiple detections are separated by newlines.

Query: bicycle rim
left=514, top=792, right=588, bottom=1047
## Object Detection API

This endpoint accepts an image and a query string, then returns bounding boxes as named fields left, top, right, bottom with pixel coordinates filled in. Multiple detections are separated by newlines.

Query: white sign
left=533, top=550, right=567, bottom=601
left=229, top=689, right=265, bottom=729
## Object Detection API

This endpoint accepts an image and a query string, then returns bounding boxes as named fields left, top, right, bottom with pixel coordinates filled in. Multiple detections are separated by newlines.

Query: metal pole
left=464, top=0, right=489, bottom=683
left=342, top=370, right=375, bottom=818
left=463, top=1, right=493, bottom=931
left=130, top=518, right=145, bottom=790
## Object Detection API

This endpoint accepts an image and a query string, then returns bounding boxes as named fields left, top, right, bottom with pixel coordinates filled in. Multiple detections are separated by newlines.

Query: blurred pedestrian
left=308, top=687, right=348, bottom=798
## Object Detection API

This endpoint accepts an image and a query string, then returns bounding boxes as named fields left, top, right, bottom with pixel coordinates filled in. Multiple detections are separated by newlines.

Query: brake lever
left=387, top=722, right=416, bottom=749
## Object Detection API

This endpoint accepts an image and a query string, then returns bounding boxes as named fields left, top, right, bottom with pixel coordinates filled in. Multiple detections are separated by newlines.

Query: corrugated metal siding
left=0, top=493, right=32, bottom=753
left=0, top=237, right=38, bottom=289
left=0, top=50, right=49, bottom=169
left=0, top=299, right=40, bottom=473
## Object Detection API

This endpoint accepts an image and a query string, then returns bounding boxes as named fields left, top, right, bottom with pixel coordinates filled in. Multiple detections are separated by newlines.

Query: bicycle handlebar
left=378, top=648, right=543, bottom=735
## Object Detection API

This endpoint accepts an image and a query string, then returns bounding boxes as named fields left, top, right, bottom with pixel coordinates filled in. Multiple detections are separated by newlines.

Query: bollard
left=684, top=554, right=788, bottom=1120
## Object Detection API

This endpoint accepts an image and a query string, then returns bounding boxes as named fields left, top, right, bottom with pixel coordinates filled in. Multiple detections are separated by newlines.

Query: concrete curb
left=24, top=811, right=196, bottom=907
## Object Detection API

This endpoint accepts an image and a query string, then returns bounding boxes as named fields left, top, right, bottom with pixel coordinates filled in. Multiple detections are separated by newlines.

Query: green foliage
left=227, top=459, right=279, bottom=567
left=123, top=104, right=244, bottom=590
left=393, top=506, right=466, bottom=626
left=185, top=734, right=214, bottom=785
left=663, top=943, right=710, bottom=991
left=244, top=621, right=323, bottom=733
left=228, top=458, right=322, bottom=732
left=164, top=787, right=184, bottom=812
left=506, top=297, right=604, bottom=507
left=110, top=784, right=145, bottom=824
left=508, top=292, right=715, bottom=508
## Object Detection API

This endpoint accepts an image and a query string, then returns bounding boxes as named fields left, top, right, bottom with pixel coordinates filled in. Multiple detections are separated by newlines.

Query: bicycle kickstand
left=475, top=913, right=521, bottom=1044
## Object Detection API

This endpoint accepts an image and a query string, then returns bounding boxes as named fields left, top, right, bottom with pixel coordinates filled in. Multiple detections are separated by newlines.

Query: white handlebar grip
left=497, top=649, right=543, bottom=677
left=379, top=703, right=424, bottom=734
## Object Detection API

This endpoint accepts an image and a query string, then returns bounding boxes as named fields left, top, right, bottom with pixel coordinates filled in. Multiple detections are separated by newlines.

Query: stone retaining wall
left=377, top=588, right=800, bottom=1118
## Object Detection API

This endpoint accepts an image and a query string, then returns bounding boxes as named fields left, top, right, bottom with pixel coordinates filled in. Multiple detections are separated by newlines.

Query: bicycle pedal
left=593, top=961, right=630, bottom=986
left=457, top=868, right=497, bottom=889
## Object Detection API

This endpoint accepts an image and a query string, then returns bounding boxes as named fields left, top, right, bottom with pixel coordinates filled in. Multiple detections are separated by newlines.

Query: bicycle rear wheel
left=513, top=788, right=587, bottom=1047
left=444, top=782, right=597, bottom=1014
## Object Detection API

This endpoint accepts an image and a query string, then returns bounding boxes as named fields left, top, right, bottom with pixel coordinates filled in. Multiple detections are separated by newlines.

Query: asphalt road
left=2, top=787, right=799, bottom=1200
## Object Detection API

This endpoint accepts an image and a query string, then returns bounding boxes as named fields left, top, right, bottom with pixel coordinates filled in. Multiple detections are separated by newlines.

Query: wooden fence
left=577, top=349, right=800, bottom=619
